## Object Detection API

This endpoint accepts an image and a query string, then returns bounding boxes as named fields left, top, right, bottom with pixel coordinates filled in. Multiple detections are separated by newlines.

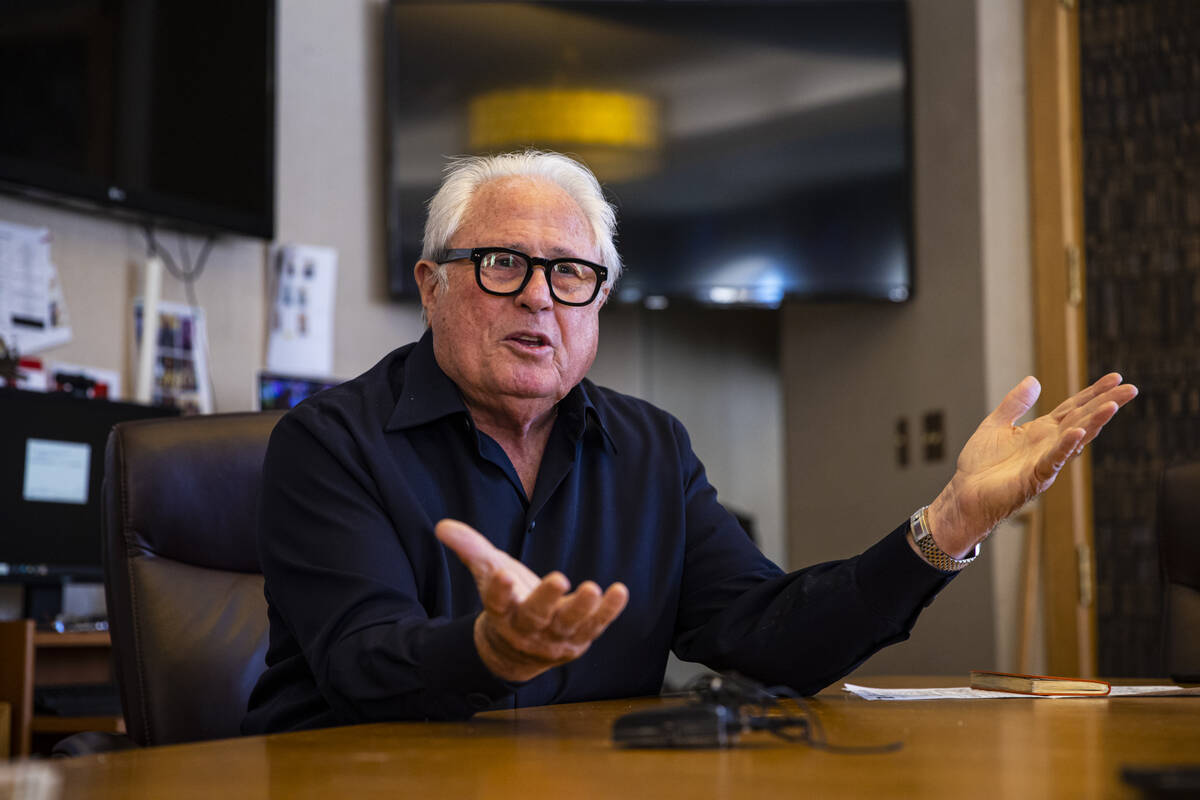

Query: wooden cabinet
left=0, top=620, right=123, bottom=757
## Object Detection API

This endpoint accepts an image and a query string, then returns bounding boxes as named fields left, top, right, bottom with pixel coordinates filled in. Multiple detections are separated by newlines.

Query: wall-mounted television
left=0, top=1, right=276, bottom=239
left=386, top=0, right=912, bottom=308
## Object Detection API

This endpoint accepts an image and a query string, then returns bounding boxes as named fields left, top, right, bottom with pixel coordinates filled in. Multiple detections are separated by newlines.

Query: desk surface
left=54, top=677, right=1200, bottom=799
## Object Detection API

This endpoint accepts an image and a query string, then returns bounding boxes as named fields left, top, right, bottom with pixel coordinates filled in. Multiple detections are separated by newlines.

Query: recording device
left=612, top=703, right=742, bottom=749
left=612, top=672, right=904, bottom=753
left=612, top=673, right=806, bottom=749
left=1121, top=765, right=1200, bottom=797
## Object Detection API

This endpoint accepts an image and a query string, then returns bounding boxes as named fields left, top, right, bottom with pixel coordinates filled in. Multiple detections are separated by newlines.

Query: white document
left=0, top=219, right=72, bottom=354
left=266, top=243, right=338, bottom=377
left=843, top=683, right=1200, bottom=700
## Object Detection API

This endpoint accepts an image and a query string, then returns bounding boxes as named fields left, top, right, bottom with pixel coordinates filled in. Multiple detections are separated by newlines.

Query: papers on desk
left=0, top=760, right=61, bottom=800
left=843, top=683, right=1200, bottom=701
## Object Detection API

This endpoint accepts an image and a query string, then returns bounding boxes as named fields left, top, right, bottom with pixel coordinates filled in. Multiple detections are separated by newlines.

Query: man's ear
left=414, top=260, right=440, bottom=315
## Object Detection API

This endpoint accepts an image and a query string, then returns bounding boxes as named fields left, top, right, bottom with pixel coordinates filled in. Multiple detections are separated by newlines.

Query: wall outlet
left=923, top=411, right=945, bottom=462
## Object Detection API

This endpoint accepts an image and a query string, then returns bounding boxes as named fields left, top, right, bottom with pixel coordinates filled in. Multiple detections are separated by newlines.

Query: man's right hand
left=435, top=519, right=629, bottom=683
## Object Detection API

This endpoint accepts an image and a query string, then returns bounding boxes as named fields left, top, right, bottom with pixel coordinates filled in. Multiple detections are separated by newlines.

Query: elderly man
left=243, top=151, right=1136, bottom=733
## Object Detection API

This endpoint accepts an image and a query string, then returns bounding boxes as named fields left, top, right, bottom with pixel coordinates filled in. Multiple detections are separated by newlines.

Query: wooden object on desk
left=0, top=620, right=123, bottom=757
left=48, top=676, right=1200, bottom=799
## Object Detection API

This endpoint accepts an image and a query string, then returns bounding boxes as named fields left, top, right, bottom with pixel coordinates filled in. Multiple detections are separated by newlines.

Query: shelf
left=32, top=631, right=111, bottom=648
left=32, top=715, right=125, bottom=734
left=1, top=620, right=123, bottom=757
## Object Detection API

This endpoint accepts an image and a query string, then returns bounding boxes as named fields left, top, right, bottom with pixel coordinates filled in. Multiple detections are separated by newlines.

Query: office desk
left=53, top=677, right=1199, bottom=799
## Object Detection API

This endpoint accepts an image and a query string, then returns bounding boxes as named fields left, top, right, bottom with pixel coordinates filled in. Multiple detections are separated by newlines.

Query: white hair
left=420, top=150, right=622, bottom=291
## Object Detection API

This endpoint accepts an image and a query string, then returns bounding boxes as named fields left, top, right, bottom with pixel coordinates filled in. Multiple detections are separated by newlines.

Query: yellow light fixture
left=467, top=88, right=661, bottom=181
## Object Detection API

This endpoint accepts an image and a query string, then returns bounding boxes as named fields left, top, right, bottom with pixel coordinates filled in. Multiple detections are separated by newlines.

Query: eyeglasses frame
left=436, top=247, right=609, bottom=307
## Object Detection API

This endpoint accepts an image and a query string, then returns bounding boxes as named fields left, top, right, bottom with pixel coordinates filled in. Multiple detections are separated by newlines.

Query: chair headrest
left=106, top=411, right=284, bottom=573
left=1160, top=461, right=1200, bottom=589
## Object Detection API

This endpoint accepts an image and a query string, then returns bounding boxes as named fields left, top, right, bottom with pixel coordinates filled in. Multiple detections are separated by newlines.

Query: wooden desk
left=52, top=677, right=1200, bottom=799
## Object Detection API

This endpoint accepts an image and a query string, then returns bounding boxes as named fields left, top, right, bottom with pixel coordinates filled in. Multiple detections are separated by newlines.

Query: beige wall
left=782, top=0, right=1034, bottom=678
left=276, top=0, right=425, bottom=377
left=590, top=307, right=784, bottom=566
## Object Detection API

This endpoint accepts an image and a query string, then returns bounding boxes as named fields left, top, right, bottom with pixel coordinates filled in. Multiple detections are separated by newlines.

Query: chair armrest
left=51, top=731, right=138, bottom=758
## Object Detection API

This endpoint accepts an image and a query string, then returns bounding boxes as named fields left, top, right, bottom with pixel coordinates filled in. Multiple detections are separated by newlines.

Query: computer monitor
left=256, top=371, right=339, bottom=411
left=0, top=388, right=179, bottom=621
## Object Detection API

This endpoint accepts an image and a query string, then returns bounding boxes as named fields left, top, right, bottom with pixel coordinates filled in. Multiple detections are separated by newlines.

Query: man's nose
left=517, top=265, right=554, bottom=311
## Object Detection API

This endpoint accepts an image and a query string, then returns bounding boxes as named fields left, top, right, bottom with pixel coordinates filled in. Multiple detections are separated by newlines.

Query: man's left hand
left=926, top=372, right=1137, bottom=558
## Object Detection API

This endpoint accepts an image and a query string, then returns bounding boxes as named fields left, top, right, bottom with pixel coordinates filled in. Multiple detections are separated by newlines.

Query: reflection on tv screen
left=386, top=1, right=912, bottom=307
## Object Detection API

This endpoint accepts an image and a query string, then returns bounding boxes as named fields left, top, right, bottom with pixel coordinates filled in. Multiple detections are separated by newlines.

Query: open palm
left=928, top=373, right=1137, bottom=557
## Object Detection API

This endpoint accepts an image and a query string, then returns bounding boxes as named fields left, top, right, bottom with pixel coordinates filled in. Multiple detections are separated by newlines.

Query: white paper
left=133, top=299, right=213, bottom=414
left=0, top=219, right=72, bottom=354
left=267, top=243, right=338, bottom=377
left=842, top=683, right=1199, bottom=701
left=0, top=760, right=61, bottom=800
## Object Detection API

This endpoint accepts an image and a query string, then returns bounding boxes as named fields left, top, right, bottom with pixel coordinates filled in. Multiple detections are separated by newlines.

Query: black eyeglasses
left=437, top=247, right=608, bottom=307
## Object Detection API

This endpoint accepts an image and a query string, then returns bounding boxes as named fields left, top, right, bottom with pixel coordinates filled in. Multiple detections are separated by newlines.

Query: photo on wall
left=132, top=299, right=213, bottom=414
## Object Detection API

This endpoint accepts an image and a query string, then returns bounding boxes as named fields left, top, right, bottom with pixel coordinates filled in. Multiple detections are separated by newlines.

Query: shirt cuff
left=418, top=614, right=520, bottom=711
left=854, top=519, right=957, bottom=626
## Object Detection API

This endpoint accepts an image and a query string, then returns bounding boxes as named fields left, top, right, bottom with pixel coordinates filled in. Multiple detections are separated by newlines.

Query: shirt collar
left=384, top=329, right=618, bottom=454
left=384, top=329, right=469, bottom=431
left=562, top=379, right=619, bottom=454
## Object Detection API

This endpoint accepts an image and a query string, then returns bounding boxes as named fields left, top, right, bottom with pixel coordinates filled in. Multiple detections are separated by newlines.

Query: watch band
left=910, top=505, right=979, bottom=572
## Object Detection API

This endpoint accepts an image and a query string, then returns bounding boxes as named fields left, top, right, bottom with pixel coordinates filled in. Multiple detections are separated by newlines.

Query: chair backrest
left=103, top=411, right=283, bottom=746
left=1158, top=461, right=1200, bottom=683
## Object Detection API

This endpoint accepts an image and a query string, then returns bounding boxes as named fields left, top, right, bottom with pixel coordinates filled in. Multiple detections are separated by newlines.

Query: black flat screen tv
left=0, top=1, right=276, bottom=239
left=386, top=0, right=912, bottom=307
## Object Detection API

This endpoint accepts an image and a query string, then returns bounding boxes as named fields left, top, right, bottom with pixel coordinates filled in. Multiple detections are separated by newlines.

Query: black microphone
left=611, top=702, right=742, bottom=748
left=612, top=672, right=816, bottom=749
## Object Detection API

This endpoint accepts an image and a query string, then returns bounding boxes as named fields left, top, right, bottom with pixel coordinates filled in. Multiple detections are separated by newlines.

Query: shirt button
left=528, top=520, right=536, bottom=532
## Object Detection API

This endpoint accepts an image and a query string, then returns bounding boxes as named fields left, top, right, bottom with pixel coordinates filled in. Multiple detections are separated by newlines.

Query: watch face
left=910, top=508, right=931, bottom=541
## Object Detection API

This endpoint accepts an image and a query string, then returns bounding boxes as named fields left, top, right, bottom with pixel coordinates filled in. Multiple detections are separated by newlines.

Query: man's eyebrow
left=503, top=243, right=585, bottom=260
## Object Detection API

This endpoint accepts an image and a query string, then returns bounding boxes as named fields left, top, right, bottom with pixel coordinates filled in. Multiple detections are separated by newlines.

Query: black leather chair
left=58, top=411, right=283, bottom=753
left=1158, top=461, right=1200, bottom=683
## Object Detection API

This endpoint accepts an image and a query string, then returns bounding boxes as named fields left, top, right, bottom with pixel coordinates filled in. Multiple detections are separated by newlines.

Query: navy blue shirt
left=243, top=330, right=953, bottom=733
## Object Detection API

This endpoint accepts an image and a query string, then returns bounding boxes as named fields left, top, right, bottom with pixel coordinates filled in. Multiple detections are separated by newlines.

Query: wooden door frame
left=1024, top=0, right=1097, bottom=676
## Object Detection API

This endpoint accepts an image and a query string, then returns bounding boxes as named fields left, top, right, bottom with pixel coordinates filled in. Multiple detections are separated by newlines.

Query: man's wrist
left=926, top=485, right=982, bottom=559
left=909, top=505, right=979, bottom=572
left=473, top=612, right=544, bottom=683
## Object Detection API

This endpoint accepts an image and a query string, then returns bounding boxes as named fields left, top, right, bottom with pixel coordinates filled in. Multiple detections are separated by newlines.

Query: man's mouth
left=507, top=332, right=550, bottom=349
